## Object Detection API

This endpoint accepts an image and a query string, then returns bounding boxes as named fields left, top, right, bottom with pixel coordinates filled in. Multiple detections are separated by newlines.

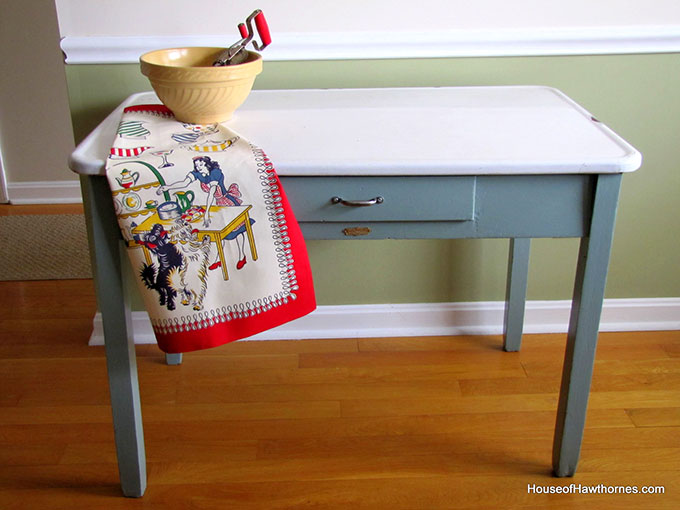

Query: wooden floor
left=0, top=203, right=84, bottom=216
left=0, top=279, right=678, bottom=509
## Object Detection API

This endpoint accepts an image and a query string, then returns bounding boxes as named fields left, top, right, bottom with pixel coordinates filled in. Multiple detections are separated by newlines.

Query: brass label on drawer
left=343, top=227, right=371, bottom=236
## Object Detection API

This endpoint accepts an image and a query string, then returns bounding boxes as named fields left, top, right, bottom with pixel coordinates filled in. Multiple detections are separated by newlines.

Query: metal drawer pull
left=331, top=196, right=384, bottom=207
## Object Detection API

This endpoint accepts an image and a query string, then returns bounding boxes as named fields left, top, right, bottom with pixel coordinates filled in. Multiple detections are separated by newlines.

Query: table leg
left=165, top=353, right=183, bottom=365
left=244, top=212, right=258, bottom=261
left=215, top=235, right=230, bottom=280
left=503, top=238, right=530, bottom=351
left=141, top=245, right=151, bottom=266
left=82, top=176, right=147, bottom=497
left=552, top=173, right=622, bottom=477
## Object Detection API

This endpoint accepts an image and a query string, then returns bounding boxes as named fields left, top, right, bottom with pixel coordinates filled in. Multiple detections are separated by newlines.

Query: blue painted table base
left=81, top=175, right=146, bottom=497
left=553, top=173, right=622, bottom=475
left=84, top=171, right=622, bottom=495
left=504, top=237, right=531, bottom=352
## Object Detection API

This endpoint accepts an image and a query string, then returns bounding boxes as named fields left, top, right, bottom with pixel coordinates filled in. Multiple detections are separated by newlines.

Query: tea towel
left=106, top=104, right=315, bottom=353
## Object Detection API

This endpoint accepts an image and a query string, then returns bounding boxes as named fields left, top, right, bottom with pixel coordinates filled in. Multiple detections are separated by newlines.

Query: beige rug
left=0, top=214, right=92, bottom=281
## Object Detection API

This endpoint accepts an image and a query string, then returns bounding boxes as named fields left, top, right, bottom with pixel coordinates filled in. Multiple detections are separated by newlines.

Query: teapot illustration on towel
left=116, top=169, right=140, bottom=189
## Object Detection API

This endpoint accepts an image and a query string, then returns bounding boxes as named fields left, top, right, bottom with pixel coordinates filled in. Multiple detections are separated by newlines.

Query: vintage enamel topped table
left=69, top=86, right=641, bottom=497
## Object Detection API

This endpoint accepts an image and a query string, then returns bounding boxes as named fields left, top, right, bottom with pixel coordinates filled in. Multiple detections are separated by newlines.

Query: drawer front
left=280, top=176, right=476, bottom=222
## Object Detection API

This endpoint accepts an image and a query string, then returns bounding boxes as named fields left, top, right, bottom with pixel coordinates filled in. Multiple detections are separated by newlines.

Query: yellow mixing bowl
left=140, top=47, right=262, bottom=124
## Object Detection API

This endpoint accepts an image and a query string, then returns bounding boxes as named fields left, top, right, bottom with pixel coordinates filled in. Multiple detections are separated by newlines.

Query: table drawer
left=281, top=176, right=476, bottom=222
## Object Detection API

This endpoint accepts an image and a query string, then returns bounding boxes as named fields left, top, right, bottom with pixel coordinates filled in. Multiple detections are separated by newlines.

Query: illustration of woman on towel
left=158, top=156, right=254, bottom=271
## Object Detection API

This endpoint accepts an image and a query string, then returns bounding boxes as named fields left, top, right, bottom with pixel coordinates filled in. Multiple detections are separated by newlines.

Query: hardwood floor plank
left=0, top=443, right=67, bottom=467
left=459, top=376, right=560, bottom=396
left=255, top=425, right=680, bottom=461
left=0, top=343, right=103, bottom=359
left=0, top=405, right=114, bottom=425
left=357, top=335, right=505, bottom=352
left=177, top=362, right=525, bottom=387
left=299, top=350, right=523, bottom=369
left=168, top=353, right=301, bottom=371
left=0, top=204, right=83, bottom=216
left=0, top=318, right=95, bottom=347
left=59, top=439, right=259, bottom=465
left=143, top=401, right=343, bottom=422
left=339, top=396, right=560, bottom=417
left=256, top=430, right=555, bottom=460
left=664, top=343, right=680, bottom=358
left=579, top=447, right=680, bottom=473
left=627, top=407, right=680, bottom=427
left=199, top=337, right=360, bottom=355
left=174, top=363, right=525, bottom=387
left=0, top=280, right=96, bottom=321
left=0, top=423, right=114, bottom=445
left=523, top=357, right=680, bottom=378
left=176, top=380, right=463, bottom=404
left=518, top=341, right=671, bottom=363
left=0, top=463, right=120, bottom=491
left=589, top=390, right=680, bottom=410
left=582, top=426, right=680, bottom=448
left=460, top=372, right=680, bottom=397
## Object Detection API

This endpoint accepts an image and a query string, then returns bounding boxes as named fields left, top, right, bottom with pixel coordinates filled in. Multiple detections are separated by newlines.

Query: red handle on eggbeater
left=253, top=10, right=271, bottom=50
left=238, top=23, right=248, bottom=39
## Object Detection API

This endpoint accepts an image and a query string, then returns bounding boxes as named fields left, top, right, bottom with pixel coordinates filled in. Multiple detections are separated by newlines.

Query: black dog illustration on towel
left=136, top=223, right=183, bottom=310
left=134, top=221, right=212, bottom=312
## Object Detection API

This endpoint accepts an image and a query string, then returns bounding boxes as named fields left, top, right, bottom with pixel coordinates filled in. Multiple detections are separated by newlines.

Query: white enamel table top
left=69, top=86, right=641, bottom=177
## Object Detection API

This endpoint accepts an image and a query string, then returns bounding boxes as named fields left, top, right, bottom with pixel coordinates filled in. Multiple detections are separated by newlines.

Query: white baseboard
left=88, top=298, right=680, bottom=346
left=8, top=180, right=82, bottom=205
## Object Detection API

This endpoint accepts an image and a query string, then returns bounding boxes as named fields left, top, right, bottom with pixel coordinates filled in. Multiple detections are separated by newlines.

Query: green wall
left=66, top=54, right=680, bottom=305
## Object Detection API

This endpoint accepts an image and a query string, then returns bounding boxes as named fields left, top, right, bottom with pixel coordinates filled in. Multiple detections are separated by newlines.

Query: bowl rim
left=139, top=47, right=262, bottom=69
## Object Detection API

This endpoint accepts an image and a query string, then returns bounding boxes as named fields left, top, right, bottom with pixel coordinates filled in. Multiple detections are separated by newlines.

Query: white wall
left=56, top=0, right=680, bottom=63
left=55, top=0, right=680, bottom=36
left=0, top=0, right=76, bottom=203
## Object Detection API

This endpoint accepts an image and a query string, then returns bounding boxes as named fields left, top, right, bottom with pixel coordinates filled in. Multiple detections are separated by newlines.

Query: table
left=69, top=86, right=641, bottom=497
